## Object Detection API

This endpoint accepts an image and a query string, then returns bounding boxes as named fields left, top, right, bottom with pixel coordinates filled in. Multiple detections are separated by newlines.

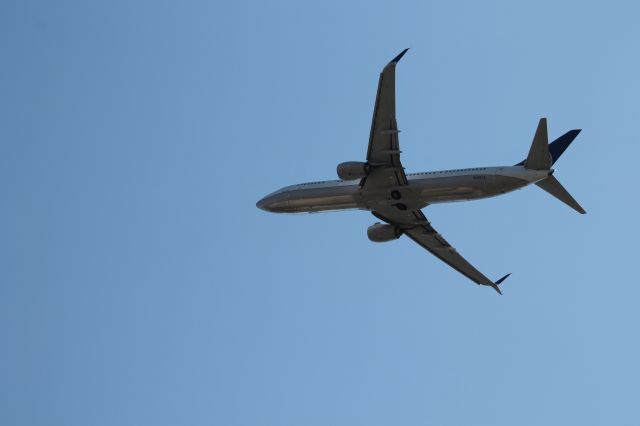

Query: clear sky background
left=2, top=1, right=639, bottom=425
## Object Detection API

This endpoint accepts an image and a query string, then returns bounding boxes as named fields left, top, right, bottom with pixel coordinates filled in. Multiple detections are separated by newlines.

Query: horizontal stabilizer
left=536, top=175, right=586, bottom=214
left=525, top=118, right=551, bottom=170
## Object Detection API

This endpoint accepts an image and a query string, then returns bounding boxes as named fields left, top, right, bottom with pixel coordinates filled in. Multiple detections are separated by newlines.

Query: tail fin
left=516, top=119, right=582, bottom=168
left=536, top=175, right=586, bottom=214
left=548, top=129, right=581, bottom=165
left=516, top=118, right=586, bottom=214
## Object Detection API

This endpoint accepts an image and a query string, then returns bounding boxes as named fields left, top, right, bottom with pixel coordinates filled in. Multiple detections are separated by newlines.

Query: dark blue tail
left=516, top=129, right=581, bottom=166
left=548, top=129, right=581, bottom=164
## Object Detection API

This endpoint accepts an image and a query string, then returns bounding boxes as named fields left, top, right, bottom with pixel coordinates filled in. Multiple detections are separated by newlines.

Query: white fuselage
left=257, top=166, right=551, bottom=213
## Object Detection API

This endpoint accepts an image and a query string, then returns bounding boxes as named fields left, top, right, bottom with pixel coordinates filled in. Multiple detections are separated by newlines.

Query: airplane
left=256, top=49, right=585, bottom=295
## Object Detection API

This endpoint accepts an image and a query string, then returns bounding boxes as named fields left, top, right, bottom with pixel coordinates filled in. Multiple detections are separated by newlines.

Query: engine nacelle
left=337, top=161, right=370, bottom=180
left=367, top=222, right=402, bottom=243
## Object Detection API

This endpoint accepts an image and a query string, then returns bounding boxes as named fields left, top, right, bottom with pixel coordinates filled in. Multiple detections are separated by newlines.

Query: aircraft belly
left=490, top=175, right=529, bottom=195
left=262, top=175, right=529, bottom=213
left=286, top=185, right=362, bottom=213
left=415, top=175, right=527, bottom=204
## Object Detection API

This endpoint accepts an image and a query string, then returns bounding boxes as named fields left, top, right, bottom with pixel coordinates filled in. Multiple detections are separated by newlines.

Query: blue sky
left=2, top=1, right=639, bottom=425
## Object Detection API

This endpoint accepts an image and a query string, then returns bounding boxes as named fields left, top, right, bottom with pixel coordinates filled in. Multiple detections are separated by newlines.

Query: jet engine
left=337, top=161, right=370, bottom=180
left=367, top=222, right=402, bottom=243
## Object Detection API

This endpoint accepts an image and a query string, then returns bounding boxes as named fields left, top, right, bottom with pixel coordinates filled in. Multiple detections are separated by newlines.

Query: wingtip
left=490, top=284, right=503, bottom=295
left=488, top=273, right=511, bottom=295
left=390, top=48, right=410, bottom=64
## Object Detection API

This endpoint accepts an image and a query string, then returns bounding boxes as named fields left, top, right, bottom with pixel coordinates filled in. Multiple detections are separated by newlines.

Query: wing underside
left=361, top=49, right=409, bottom=189
left=373, top=209, right=509, bottom=294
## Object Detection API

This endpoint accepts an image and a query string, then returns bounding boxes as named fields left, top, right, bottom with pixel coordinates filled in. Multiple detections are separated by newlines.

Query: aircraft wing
left=362, top=49, right=410, bottom=189
left=372, top=209, right=510, bottom=294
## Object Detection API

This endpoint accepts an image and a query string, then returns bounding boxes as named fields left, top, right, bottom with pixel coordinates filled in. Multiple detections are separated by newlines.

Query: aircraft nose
left=256, top=192, right=290, bottom=212
left=256, top=196, right=270, bottom=211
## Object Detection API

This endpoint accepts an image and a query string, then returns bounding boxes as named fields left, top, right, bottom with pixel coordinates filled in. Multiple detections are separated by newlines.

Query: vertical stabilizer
left=525, top=118, right=551, bottom=170
left=548, top=129, right=581, bottom=165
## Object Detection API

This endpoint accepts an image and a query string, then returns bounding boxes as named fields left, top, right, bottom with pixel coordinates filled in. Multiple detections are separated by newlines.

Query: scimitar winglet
left=388, top=48, right=409, bottom=65
left=489, top=273, right=511, bottom=295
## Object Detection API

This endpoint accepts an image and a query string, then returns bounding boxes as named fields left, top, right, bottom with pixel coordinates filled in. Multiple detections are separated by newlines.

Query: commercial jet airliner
left=257, top=49, right=585, bottom=294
